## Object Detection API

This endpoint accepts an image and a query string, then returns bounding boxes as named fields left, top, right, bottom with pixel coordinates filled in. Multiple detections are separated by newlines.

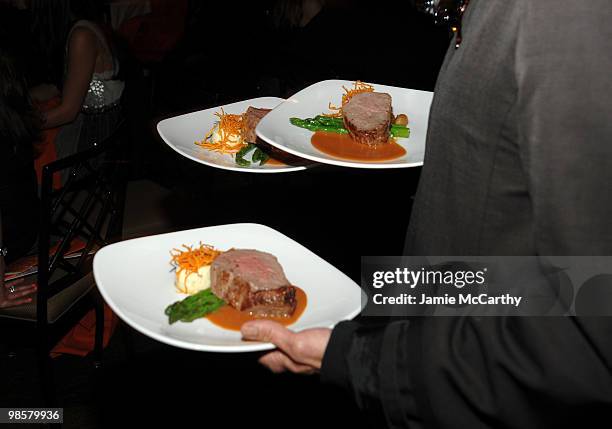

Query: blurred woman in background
left=0, top=49, right=40, bottom=266
left=31, top=0, right=124, bottom=160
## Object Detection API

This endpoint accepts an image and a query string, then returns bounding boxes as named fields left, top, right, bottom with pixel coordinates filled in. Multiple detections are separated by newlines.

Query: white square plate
left=256, top=80, right=434, bottom=169
left=93, top=224, right=363, bottom=352
left=157, top=97, right=309, bottom=173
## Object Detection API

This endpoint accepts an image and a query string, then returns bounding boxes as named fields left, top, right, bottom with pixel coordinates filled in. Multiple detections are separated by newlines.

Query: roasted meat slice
left=241, top=107, right=271, bottom=143
left=210, top=249, right=297, bottom=317
left=343, top=92, right=393, bottom=145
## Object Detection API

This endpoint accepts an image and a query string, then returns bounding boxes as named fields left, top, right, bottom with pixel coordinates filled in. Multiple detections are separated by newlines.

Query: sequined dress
left=55, top=20, right=124, bottom=164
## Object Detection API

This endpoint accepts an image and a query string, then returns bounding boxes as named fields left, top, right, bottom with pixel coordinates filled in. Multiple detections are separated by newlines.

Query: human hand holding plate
left=241, top=320, right=331, bottom=374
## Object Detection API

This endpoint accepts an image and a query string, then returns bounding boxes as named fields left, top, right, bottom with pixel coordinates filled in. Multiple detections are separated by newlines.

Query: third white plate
left=157, top=97, right=309, bottom=173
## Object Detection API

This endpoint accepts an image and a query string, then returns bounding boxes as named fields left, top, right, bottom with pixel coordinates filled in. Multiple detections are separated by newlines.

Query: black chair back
left=36, top=122, right=126, bottom=326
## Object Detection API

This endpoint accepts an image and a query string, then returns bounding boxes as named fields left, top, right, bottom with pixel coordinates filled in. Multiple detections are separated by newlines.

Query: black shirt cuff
left=320, top=320, right=360, bottom=391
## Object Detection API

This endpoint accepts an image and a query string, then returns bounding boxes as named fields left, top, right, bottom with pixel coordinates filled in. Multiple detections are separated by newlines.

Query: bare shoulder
left=68, top=26, right=98, bottom=53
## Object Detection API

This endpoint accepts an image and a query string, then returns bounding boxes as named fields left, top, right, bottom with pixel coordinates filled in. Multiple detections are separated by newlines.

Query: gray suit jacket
left=322, top=1, right=612, bottom=428
left=406, top=0, right=612, bottom=256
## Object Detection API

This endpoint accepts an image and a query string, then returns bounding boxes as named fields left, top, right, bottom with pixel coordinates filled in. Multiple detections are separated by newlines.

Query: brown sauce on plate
left=265, top=157, right=285, bottom=166
left=311, top=131, right=406, bottom=162
left=206, top=287, right=308, bottom=331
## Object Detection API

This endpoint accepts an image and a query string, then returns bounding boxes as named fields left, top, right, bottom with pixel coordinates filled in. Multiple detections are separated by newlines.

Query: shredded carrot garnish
left=195, top=108, right=246, bottom=154
left=324, top=81, right=375, bottom=117
left=170, top=243, right=222, bottom=275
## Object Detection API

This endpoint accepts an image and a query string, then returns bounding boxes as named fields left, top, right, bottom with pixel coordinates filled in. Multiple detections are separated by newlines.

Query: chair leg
left=119, top=320, right=136, bottom=360
left=92, top=292, right=105, bottom=369
left=37, top=339, right=57, bottom=407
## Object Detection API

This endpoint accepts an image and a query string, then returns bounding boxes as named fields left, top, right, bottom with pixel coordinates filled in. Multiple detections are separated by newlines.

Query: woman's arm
left=42, top=27, right=97, bottom=129
left=0, top=211, right=37, bottom=308
left=29, top=83, right=60, bottom=103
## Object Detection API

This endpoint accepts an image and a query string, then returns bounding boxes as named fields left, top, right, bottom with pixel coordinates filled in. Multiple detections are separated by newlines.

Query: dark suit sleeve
left=322, top=316, right=612, bottom=428
left=321, top=320, right=424, bottom=429
left=321, top=2, right=612, bottom=428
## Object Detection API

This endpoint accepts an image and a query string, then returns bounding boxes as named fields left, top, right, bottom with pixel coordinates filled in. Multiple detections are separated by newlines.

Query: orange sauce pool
left=311, top=131, right=406, bottom=162
left=206, top=287, right=307, bottom=331
left=265, top=157, right=285, bottom=166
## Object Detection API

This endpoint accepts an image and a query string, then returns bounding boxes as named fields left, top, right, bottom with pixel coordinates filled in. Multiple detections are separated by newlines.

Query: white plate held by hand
left=256, top=80, right=434, bottom=169
left=157, top=97, right=309, bottom=173
left=93, top=223, right=363, bottom=352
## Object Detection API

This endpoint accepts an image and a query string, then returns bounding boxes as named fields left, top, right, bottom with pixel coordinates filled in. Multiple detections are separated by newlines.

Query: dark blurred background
left=39, top=0, right=452, bottom=277
left=1, top=0, right=452, bottom=427
left=119, top=0, right=450, bottom=275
